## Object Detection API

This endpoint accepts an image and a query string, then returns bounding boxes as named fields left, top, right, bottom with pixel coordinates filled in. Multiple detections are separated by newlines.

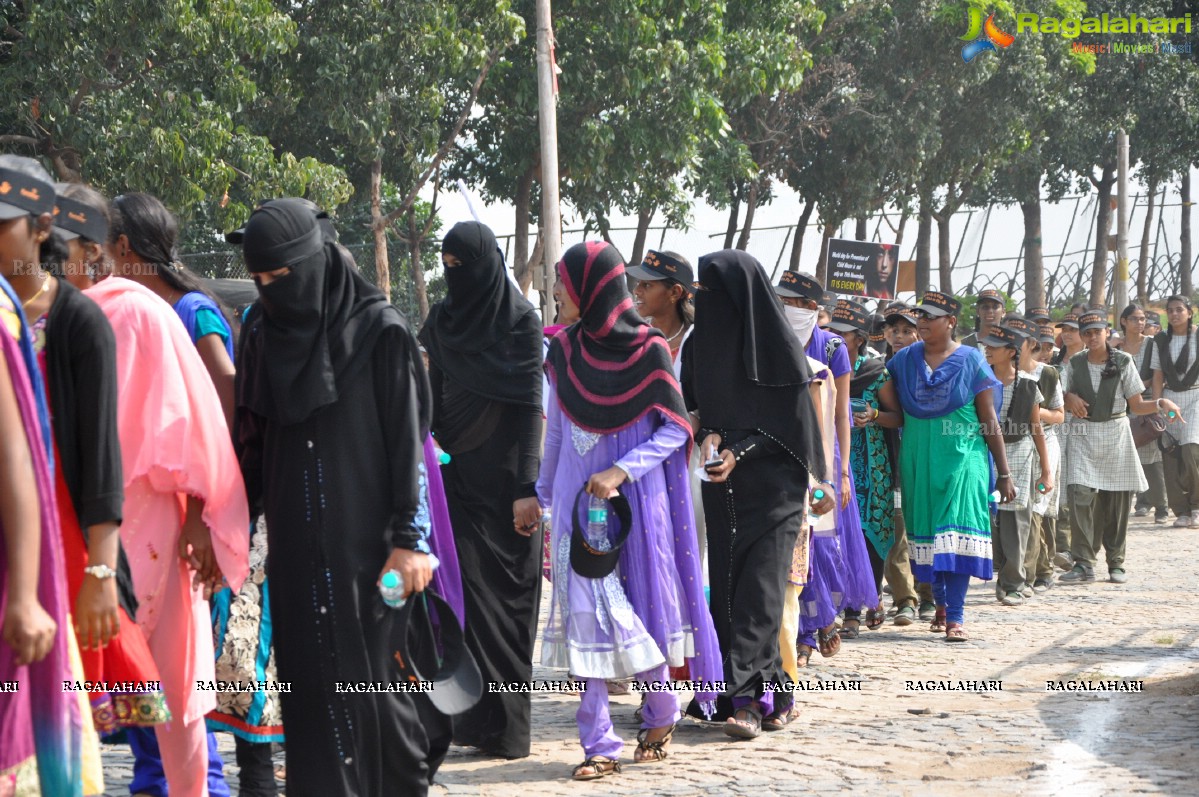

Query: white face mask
left=784, top=305, right=819, bottom=347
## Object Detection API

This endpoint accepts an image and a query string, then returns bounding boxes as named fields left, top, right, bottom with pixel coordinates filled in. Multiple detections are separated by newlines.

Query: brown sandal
left=817, top=623, right=841, bottom=657
left=572, top=755, right=622, bottom=780
left=929, top=606, right=947, bottom=633
left=633, top=723, right=675, bottom=762
left=945, top=622, right=968, bottom=642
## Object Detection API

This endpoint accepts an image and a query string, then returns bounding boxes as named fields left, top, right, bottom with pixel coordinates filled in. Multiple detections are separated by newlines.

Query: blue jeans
left=127, top=727, right=229, bottom=797
left=931, top=571, right=971, bottom=626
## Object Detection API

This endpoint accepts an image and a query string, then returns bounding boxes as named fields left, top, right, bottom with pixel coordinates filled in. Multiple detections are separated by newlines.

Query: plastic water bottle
left=588, top=495, right=608, bottom=540
left=380, top=554, right=441, bottom=609
left=808, top=487, right=827, bottom=525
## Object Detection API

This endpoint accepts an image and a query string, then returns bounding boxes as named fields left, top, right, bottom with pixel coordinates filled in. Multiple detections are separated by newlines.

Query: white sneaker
left=1174, top=515, right=1193, bottom=528
left=1191, top=510, right=1199, bottom=527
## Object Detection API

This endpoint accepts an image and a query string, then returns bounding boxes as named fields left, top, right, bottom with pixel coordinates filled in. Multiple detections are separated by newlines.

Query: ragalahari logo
left=960, top=8, right=1015, bottom=62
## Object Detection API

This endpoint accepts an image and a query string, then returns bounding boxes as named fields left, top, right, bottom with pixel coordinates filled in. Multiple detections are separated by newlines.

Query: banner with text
left=826, top=238, right=899, bottom=300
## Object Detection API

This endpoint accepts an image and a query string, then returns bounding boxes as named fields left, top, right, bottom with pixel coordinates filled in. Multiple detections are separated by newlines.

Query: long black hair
left=1165, top=294, right=1194, bottom=371
left=39, top=230, right=70, bottom=279
left=108, top=192, right=230, bottom=320
left=1118, top=302, right=1143, bottom=337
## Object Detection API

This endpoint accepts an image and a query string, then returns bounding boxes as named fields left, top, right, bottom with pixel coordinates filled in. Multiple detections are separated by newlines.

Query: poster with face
left=826, top=238, right=899, bottom=299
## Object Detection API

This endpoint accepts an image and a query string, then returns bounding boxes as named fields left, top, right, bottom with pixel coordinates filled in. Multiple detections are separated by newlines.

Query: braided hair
left=1101, top=342, right=1120, bottom=379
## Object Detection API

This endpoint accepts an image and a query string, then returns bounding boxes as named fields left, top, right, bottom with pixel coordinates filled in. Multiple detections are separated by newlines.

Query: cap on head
left=0, top=157, right=56, bottom=221
left=915, top=290, right=961, bottom=318
left=53, top=195, right=108, bottom=243
left=1026, top=306, right=1051, bottom=323
left=1055, top=313, right=1080, bottom=329
left=1078, top=310, right=1109, bottom=332
left=1002, top=314, right=1037, bottom=341
left=978, top=325, right=1019, bottom=348
left=626, top=250, right=695, bottom=295
left=774, top=270, right=824, bottom=302
left=826, top=298, right=871, bottom=334
left=976, top=288, right=1005, bottom=307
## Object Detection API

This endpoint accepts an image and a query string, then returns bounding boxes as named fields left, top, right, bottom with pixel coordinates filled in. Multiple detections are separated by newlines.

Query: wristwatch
left=83, top=564, right=117, bottom=580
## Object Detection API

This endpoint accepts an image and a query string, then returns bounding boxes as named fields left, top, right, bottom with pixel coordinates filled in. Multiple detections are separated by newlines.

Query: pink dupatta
left=86, top=278, right=248, bottom=722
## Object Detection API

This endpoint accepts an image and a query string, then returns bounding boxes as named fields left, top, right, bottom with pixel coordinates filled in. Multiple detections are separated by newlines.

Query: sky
left=437, top=164, right=1199, bottom=311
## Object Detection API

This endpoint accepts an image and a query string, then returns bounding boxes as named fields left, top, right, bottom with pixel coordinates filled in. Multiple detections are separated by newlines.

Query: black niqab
left=419, top=221, right=542, bottom=408
left=685, top=249, right=824, bottom=476
left=238, top=199, right=428, bottom=428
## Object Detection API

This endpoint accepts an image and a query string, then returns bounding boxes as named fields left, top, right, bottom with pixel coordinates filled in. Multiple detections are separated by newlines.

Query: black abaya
left=428, top=361, right=542, bottom=758
left=238, top=323, right=448, bottom=796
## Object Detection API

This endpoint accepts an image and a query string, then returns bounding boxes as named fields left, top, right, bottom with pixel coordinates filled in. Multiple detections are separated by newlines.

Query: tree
left=256, top=0, right=524, bottom=299
left=0, top=0, right=351, bottom=230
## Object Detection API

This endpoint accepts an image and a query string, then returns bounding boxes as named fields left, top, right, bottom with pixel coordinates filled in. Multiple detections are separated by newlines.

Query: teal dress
left=849, top=362, right=895, bottom=559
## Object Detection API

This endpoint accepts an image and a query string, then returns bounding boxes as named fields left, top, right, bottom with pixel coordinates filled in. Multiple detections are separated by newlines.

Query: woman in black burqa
left=234, top=199, right=447, bottom=796
left=681, top=249, right=826, bottom=737
left=419, top=221, right=544, bottom=758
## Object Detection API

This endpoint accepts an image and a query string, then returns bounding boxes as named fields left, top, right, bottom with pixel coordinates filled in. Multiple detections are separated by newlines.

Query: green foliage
left=0, top=0, right=351, bottom=231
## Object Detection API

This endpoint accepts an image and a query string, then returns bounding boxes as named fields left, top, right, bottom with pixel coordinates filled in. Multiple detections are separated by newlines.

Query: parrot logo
left=960, top=8, right=1014, bottom=63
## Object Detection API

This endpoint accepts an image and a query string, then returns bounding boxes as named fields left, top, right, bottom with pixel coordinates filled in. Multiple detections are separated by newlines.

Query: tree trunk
left=816, top=220, right=836, bottom=285
left=1091, top=164, right=1116, bottom=307
left=1137, top=177, right=1158, bottom=302
left=513, top=165, right=535, bottom=294
left=894, top=211, right=909, bottom=246
left=855, top=216, right=868, bottom=241
left=406, top=209, right=431, bottom=321
left=629, top=207, right=653, bottom=267
left=789, top=200, right=815, bottom=271
left=936, top=213, right=953, bottom=295
left=1021, top=197, right=1045, bottom=310
left=916, top=193, right=932, bottom=296
left=736, top=183, right=759, bottom=251
left=723, top=196, right=740, bottom=250
left=1182, top=170, right=1193, bottom=297
left=370, top=158, right=391, bottom=301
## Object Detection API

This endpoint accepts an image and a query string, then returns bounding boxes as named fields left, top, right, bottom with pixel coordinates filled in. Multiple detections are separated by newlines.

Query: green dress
left=899, top=401, right=994, bottom=581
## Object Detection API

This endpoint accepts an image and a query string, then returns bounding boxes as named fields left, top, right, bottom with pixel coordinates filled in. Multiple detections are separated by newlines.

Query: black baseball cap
left=570, top=487, right=634, bottom=579
left=391, top=588, right=483, bottom=715
left=53, top=195, right=108, bottom=243
left=978, top=325, right=1020, bottom=348
left=1026, top=306, right=1051, bottom=323
left=0, top=165, right=56, bottom=220
left=1078, top=310, right=1109, bottom=332
left=977, top=288, right=1005, bottom=307
left=827, top=298, right=870, bottom=334
left=627, top=250, right=695, bottom=295
left=774, top=270, right=824, bottom=302
left=884, top=304, right=918, bottom=326
left=915, top=291, right=961, bottom=318
left=1055, top=313, right=1080, bottom=329
left=1037, top=324, right=1057, bottom=345
left=1002, top=314, right=1037, bottom=341
left=824, top=299, right=872, bottom=333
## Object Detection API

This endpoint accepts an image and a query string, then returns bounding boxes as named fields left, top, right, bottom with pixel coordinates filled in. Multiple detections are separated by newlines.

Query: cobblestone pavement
left=101, top=513, right=1199, bottom=796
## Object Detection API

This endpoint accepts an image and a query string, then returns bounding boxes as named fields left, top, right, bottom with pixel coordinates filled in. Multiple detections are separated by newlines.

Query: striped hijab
left=545, top=241, right=688, bottom=434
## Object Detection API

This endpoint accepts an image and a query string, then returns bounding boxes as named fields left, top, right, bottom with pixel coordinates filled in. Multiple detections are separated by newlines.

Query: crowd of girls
left=0, top=153, right=1190, bottom=793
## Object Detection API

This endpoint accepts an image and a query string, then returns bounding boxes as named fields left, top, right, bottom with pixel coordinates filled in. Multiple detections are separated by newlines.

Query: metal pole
left=1114, top=129, right=1130, bottom=317
left=536, top=0, right=563, bottom=321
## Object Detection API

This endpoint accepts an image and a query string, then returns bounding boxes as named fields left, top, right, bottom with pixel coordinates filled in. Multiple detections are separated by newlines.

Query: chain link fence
left=181, top=241, right=445, bottom=326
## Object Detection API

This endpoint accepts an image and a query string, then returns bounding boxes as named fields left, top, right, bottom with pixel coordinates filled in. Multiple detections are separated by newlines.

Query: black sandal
left=841, top=618, right=861, bottom=639
left=634, top=723, right=676, bottom=762
left=571, top=755, right=622, bottom=780
left=723, top=704, right=763, bottom=739
left=817, top=624, right=841, bottom=657
left=762, top=704, right=800, bottom=731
